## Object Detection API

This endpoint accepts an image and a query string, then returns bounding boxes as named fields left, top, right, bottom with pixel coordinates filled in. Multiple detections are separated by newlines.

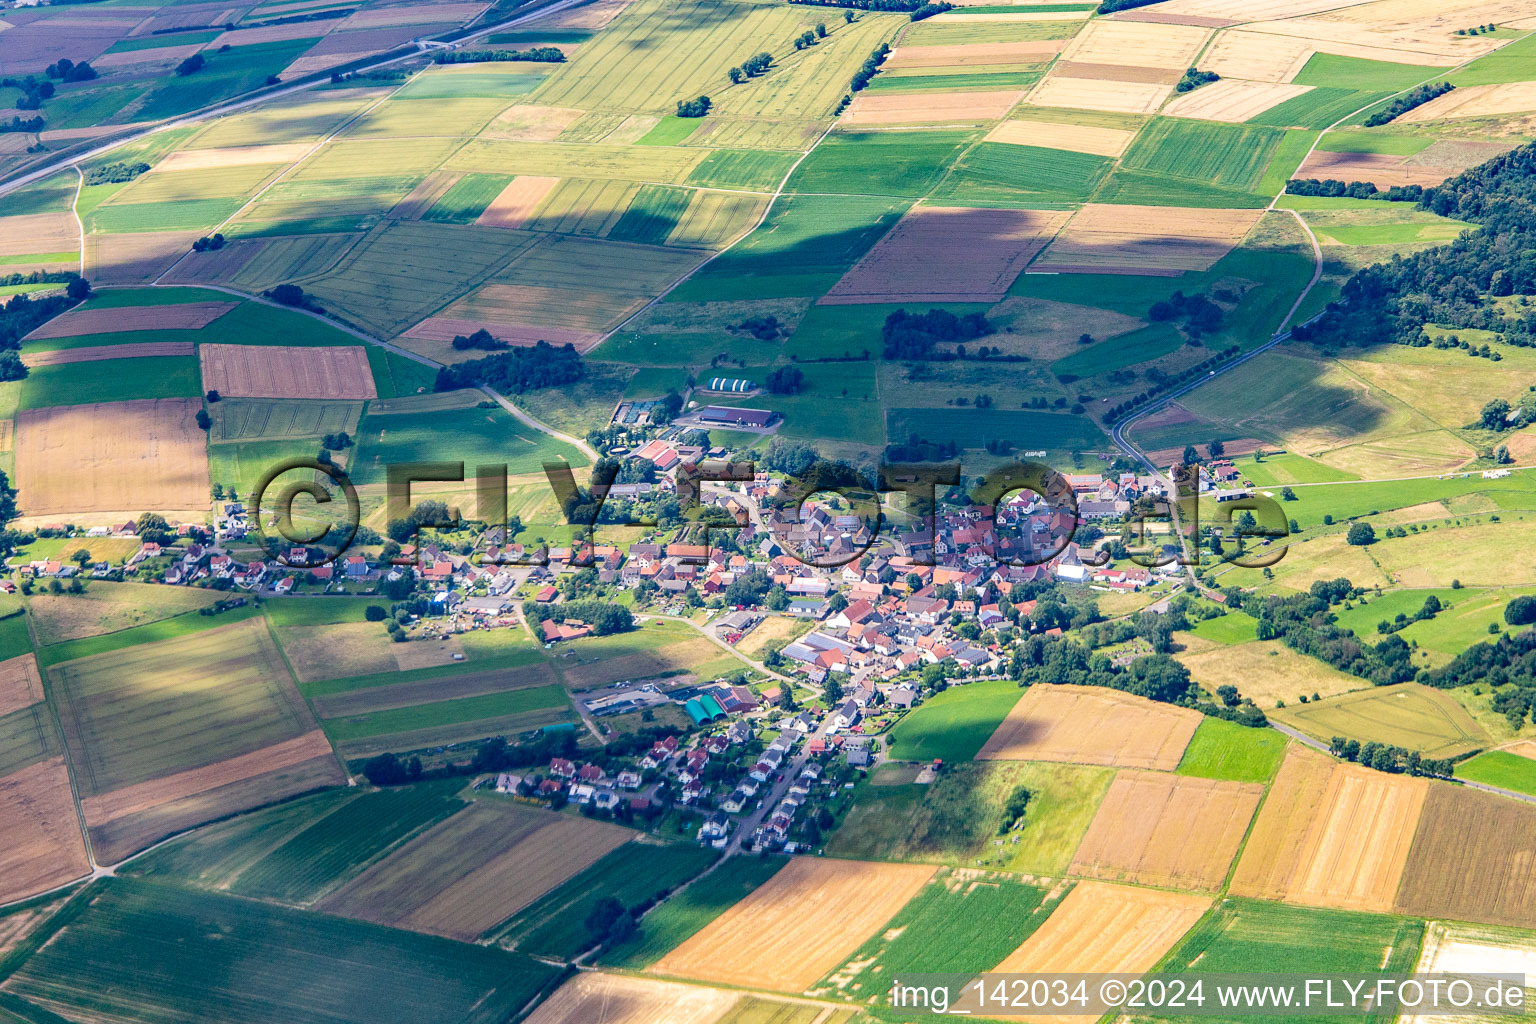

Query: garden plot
left=15, top=398, right=208, bottom=516
left=652, top=857, right=936, bottom=992
left=1069, top=770, right=1263, bottom=890
left=1027, top=77, right=1173, bottom=114
left=985, top=119, right=1137, bottom=157
left=199, top=343, right=377, bottom=399
left=26, top=301, right=236, bottom=340
left=842, top=88, right=1026, bottom=125
left=976, top=683, right=1202, bottom=769
left=824, top=205, right=1068, bottom=304
left=1033, top=204, right=1262, bottom=274
left=1164, top=79, right=1314, bottom=121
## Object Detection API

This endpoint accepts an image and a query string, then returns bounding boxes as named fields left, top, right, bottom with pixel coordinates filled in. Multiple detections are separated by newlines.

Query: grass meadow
left=1176, top=718, right=1288, bottom=784
left=1455, top=749, right=1536, bottom=796
left=885, top=678, right=1022, bottom=762
left=601, top=855, right=789, bottom=968
left=1270, top=682, right=1488, bottom=759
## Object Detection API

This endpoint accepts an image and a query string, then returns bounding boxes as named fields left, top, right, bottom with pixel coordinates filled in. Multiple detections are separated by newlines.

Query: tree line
left=1365, top=81, right=1452, bottom=127
left=882, top=307, right=994, bottom=360
left=432, top=47, right=565, bottom=64
left=1328, top=736, right=1453, bottom=778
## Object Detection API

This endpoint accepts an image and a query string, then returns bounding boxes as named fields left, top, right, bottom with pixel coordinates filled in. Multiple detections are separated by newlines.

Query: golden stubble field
left=15, top=398, right=209, bottom=516
left=1231, top=746, right=1426, bottom=912
left=524, top=973, right=741, bottom=1024
left=652, top=858, right=936, bottom=992
left=199, top=343, right=378, bottom=400
left=1069, top=770, right=1262, bottom=890
left=0, top=758, right=91, bottom=905
left=976, top=684, right=1202, bottom=769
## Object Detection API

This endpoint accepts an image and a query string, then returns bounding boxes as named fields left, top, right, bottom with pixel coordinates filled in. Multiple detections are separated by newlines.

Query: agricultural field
left=977, top=684, right=1202, bottom=769
left=0, top=880, right=560, bottom=1024
left=319, top=800, right=633, bottom=941
left=1270, top=682, right=1489, bottom=759
left=1176, top=717, right=1289, bottom=783
left=651, top=857, right=936, bottom=992
left=820, top=870, right=1054, bottom=1002
left=1455, top=746, right=1536, bottom=797
left=1395, top=784, right=1536, bottom=928
left=1179, top=641, right=1366, bottom=708
left=28, top=581, right=227, bottom=644
left=883, top=678, right=1025, bottom=762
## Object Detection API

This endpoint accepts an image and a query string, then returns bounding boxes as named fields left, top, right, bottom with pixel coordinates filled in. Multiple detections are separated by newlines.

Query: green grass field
left=321, top=683, right=572, bottom=742
left=19, top=357, right=201, bottom=410
left=1455, top=749, right=1536, bottom=796
left=1051, top=323, right=1186, bottom=380
left=496, top=841, right=718, bottom=958
left=1270, top=682, right=1488, bottom=759
left=607, top=184, right=693, bottom=245
left=686, top=149, right=799, bottom=191
left=1450, top=31, right=1536, bottom=86
left=935, top=142, right=1111, bottom=207
left=827, top=760, right=1113, bottom=876
left=1176, top=717, right=1288, bottom=783
left=785, top=130, right=977, bottom=198
left=423, top=174, right=514, bottom=224
left=3, top=879, right=559, bottom=1024
left=826, top=871, right=1052, bottom=1001
left=1117, top=119, right=1284, bottom=193
left=600, top=855, right=788, bottom=968
left=671, top=193, right=909, bottom=300
left=887, top=407, right=1104, bottom=454
left=352, top=404, right=588, bottom=483
left=1149, top=900, right=1424, bottom=1024
left=885, top=678, right=1022, bottom=762
left=1186, top=613, right=1260, bottom=645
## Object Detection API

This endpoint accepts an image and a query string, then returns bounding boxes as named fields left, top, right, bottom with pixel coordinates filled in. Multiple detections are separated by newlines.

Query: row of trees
left=45, top=58, right=97, bottom=82
left=524, top=598, right=635, bottom=636
left=1328, top=736, right=1454, bottom=777
left=675, top=95, right=711, bottom=117
left=727, top=51, right=773, bottom=83
left=1365, top=81, right=1453, bottom=127
left=432, top=47, right=565, bottom=64
left=1097, top=345, right=1239, bottom=419
left=0, top=75, right=54, bottom=111
left=449, top=328, right=508, bottom=352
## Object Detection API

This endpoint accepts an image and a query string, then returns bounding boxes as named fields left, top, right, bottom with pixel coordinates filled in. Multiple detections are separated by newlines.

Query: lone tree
left=1506, top=595, right=1536, bottom=627
left=1345, top=521, right=1376, bottom=546
left=1208, top=438, right=1225, bottom=458
left=195, top=409, right=212, bottom=431
left=1181, top=444, right=1199, bottom=466
left=176, top=53, right=205, bottom=76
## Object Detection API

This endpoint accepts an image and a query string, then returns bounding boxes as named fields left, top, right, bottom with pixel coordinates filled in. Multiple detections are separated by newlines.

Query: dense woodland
left=433, top=340, right=584, bottom=394
left=1295, top=141, right=1536, bottom=348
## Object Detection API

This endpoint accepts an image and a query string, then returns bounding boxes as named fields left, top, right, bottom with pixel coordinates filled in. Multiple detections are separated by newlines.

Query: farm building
left=684, top=694, right=728, bottom=724
left=705, top=378, right=756, bottom=393
left=697, top=406, right=776, bottom=427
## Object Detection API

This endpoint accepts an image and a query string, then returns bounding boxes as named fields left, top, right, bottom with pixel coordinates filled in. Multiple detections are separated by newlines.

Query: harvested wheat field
left=1179, top=640, right=1364, bottom=707
left=885, top=40, right=1066, bottom=69
left=86, top=231, right=205, bottom=286
left=16, top=398, right=209, bottom=516
left=1027, top=77, right=1173, bottom=114
left=1396, top=784, right=1536, bottom=928
left=485, top=105, right=586, bottom=141
left=1237, top=17, right=1490, bottom=64
left=478, top=176, right=562, bottom=229
left=22, top=342, right=195, bottom=367
left=1059, top=18, right=1211, bottom=69
left=80, top=730, right=334, bottom=832
left=27, top=301, right=236, bottom=340
left=965, top=882, right=1209, bottom=1021
left=199, top=343, right=377, bottom=399
left=1151, top=0, right=1366, bottom=21
left=155, top=143, right=312, bottom=172
left=976, top=683, right=1202, bottom=769
left=1296, top=150, right=1461, bottom=188
left=842, top=89, right=1025, bottom=126
left=0, top=758, right=91, bottom=905
left=1035, top=204, right=1261, bottom=274
left=0, top=212, right=78, bottom=258
left=653, top=858, right=936, bottom=992
left=1398, top=82, right=1536, bottom=122
left=930, top=9, right=1086, bottom=20
left=1412, top=920, right=1536, bottom=1004
left=1233, top=753, right=1427, bottom=912
left=1070, top=771, right=1263, bottom=890
left=1199, top=30, right=1316, bottom=82
left=985, top=119, right=1136, bottom=157
left=1164, top=79, right=1313, bottom=121
left=323, top=803, right=632, bottom=941
left=525, top=974, right=740, bottom=1024
left=343, top=1, right=489, bottom=27
left=0, top=653, right=42, bottom=719
left=825, top=206, right=1068, bottom=304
